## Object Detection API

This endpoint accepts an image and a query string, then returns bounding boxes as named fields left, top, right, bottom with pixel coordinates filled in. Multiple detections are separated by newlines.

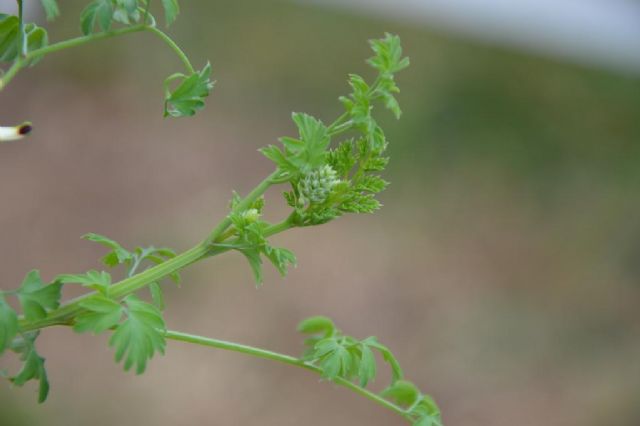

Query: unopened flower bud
left=298, top=165, right=340, bottom=204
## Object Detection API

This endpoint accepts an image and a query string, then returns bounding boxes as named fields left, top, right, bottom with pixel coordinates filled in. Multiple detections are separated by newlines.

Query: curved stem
left=145, top=26, right=194, bottom=74
left=164, top=329, right=412, bottom=422
left=0, top=23, right=195, bottom=90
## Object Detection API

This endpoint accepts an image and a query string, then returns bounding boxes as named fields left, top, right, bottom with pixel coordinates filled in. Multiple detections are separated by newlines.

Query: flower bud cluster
left=240, top=208, right=260, bottom=224
left=298, top=165, right=340, bottom=204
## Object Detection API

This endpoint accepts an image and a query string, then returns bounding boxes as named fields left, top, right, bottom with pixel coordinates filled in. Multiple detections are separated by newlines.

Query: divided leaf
left=263, top=246, right=296, bottom=277
left=367, top=33, right=410, bottom=75
left=74, top=295, right=123, bottom=334
left=0, top=294, right=18, bottom=355
left=40, top=0, right=60, bottom=21
left=297, top=316, right=335, bottom=337
left=80, top=0, right=114, bottom=35
left=160, top=0, right=179, bottom=26
left=16, top=270, right=62, bottom=322
left=382, top=380, right=443, bottom=426
left=0, top=15, right=49, bottom=65
left=57, top=270, right=112, bottom=295
left=298, top=317, right=411, bottom=393
left=83, top=233, right=133, bottom=267
left=10, top=332, right=49, bottom=403
left=164, top=62, right=215, bottom=117
left=109, top=295, right=166, bottom=374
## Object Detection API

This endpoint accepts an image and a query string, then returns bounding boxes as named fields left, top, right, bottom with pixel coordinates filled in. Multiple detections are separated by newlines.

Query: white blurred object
left=301, top=0, right=640, bottom=74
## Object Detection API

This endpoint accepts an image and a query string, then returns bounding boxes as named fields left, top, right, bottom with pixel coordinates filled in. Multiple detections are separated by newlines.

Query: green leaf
left=163, top=62, right=215, bottom=117
left=259, top=145, right=297, bottom=175
left=57, top=270, right=112, bottom=295
left=74, top=296, right=123, bottom=334
left=356, top=175, right=389, bottom=194
left=160, top=0, right=179, bottom=26
left=367, top=33, right=410, bottom=75
left=239, top=247, right=263, bottom=286
left=290, top=112, right=330, bottom=172
left=80, top=0, right=114, bottom=35
left=10, top=333, right=49, bottom=403
left=16, top=270, right=63, bottom=321
left=327, top=140, right=357, bottom=178
left=340, top=74, right=371, bottom=122
left=263, top=246, right=296, bottom=277
left=316, top=339, right=352, bottom=380
left=109, top=295, right=166, bottom=374
left=358, top=343, right=377, bottom=387
left=112, top=0, right=141, bottom=25
left=0, top=294, right=18, bottom=355
left=364, top=336, right=403, bottom=382
left=0, top=16, right=48, bottom=65
left=39, top=0, right=60, bottom=21
left=83, top=232, right=133, bottom=267
left=381, top=380, right=420, bottom=407
left=297, top=316, right=335, bottom=337
left=338, top=193, right=381, bottom=214
left=411, top=395, right=443, bottom=426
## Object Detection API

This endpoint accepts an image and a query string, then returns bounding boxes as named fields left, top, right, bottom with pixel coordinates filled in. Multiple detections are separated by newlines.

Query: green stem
left=17, top=0, right=26, bottom=57
left=145, top=26, right=194, bottom=74
left=164, top=329, right=412, bottom=421
left=0, top=24, right=195, bottom=90
left=19, top=171, right=290, bottom=332
left=1, top=25, right=146, bottom=89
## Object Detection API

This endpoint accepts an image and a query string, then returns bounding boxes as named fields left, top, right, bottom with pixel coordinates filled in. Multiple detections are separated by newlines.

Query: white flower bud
left=0, top=122, right=31, bottom=142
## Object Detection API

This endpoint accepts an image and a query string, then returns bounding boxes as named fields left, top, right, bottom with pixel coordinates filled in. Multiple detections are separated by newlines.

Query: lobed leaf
left=160, top=0, right=179, bottom=26
left=40, top=0, right=60, bottom=21
left=0, top=294, right=18, bottom=355
left=57, top=270, right=111, bottom=295
left=0, top=15, right=49, bottom=65
left=83, top=232, right=133, bottom=267
left=263, top=246, right=296, bottom=277
left=74, top=295, right=123, bottom=334
left=367, top=33, right=410, bottom=75
left=297, top=316, right=335, bottom=337
left=80, top=0, right=114, bottom=35
left=112, top=0, right=141, bottom=25
left=109, top=295, right=166, bottom=374
left=163, top=62, right=215, bottom=117
left=16, top=270, right=62, bottom=322
left=10, top=332, right=49, bottom=403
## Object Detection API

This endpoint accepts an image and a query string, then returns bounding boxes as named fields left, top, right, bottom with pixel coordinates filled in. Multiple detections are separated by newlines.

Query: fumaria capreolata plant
left=0, top=1, right=442, bottom=425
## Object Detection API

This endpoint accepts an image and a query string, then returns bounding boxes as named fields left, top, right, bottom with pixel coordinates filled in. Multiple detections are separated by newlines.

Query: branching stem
left=18, top=169, right=291, bottom=332
left=164, top=329, right=412, bottom=421
left=0, top=24, right=194, bottom=90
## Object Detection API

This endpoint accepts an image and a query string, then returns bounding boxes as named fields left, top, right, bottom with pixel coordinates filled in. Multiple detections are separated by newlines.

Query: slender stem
left=18, top=175, right=292, bottom=332
left=145, top=26, right=194, bottom=74
left=0, top=24, right=195, bottom=90
left=18, top=243, right=210, bottom=331
left=29, top=25, right=146, bottom=58
left=0, top=25, right=147, bottom=89
left=17, top=0, right=27, bottom=57
left=164, top=329, right=411, bottom=421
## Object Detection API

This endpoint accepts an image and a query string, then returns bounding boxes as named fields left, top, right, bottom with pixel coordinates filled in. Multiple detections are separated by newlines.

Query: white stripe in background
left=299, top=0, right=640, bottom=74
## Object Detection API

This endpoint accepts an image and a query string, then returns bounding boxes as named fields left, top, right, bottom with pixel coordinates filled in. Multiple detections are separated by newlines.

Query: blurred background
left=1, top=0, right=639, bottom=425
